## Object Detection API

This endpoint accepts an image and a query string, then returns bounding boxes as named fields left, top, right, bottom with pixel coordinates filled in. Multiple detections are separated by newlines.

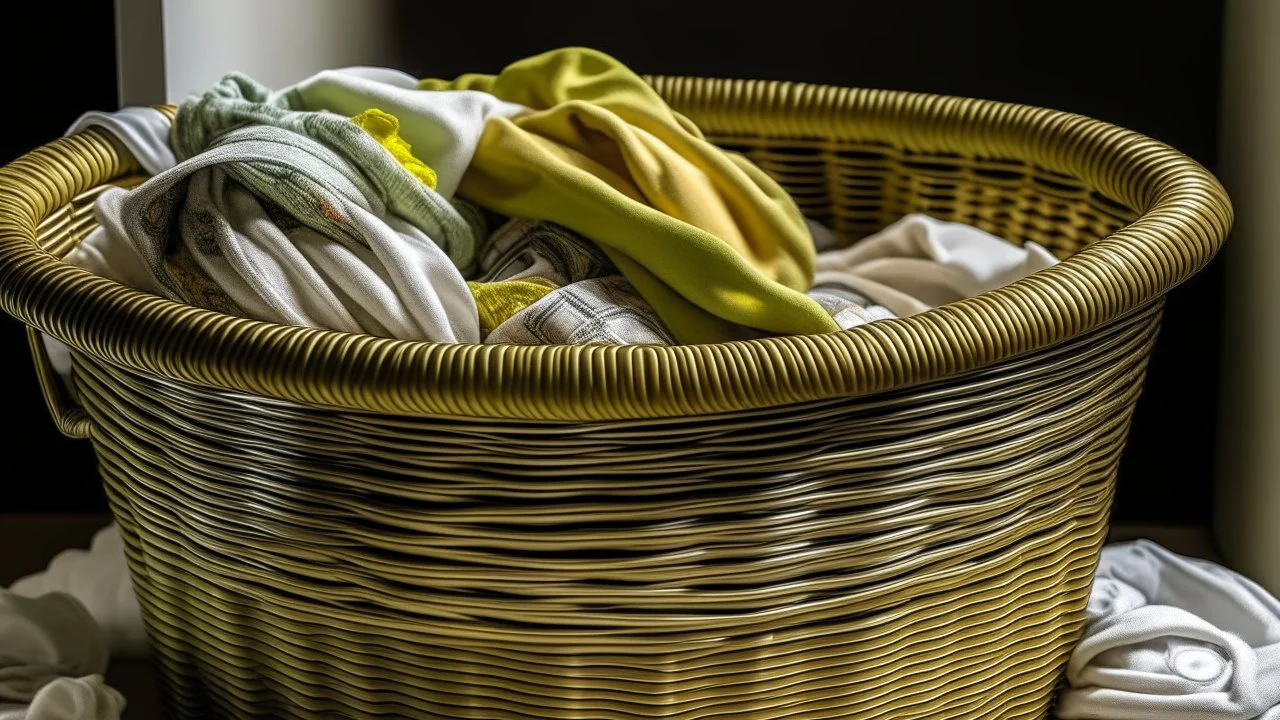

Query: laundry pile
left=51, top=47, right=1057, bottom=357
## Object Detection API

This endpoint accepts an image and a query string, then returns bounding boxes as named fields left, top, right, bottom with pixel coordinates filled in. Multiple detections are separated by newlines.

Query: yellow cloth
left=351, top=108, right=438, bottom=189
left=468, top=276, right=558, bottom=334
left=420, top=48, right=839, bottom=343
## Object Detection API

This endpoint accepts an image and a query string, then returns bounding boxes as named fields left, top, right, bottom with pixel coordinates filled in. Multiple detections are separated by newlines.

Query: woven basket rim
left=0, top=76, right=1232, bottom=420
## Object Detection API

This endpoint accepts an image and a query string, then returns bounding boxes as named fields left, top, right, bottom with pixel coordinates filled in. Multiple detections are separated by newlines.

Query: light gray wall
left=115, top=0, right=166, bottom=106
left=116, top=0, right=399, bottom=105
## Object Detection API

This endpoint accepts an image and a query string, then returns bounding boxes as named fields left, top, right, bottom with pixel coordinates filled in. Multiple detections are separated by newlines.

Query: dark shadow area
left=1, top=0, right=118, bottom=511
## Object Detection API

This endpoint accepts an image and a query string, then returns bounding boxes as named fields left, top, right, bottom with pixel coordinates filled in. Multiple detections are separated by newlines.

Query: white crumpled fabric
left=0, top=591, right=123, bottom=720
left=813, top=213, right=1060, bottom=318
left=9, top=526, right=146, bottom=660
left=1058, top=540, right=1280, bottom=720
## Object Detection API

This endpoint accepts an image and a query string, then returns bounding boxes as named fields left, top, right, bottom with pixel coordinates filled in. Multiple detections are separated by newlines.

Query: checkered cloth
left=486, top=276, right=676, bottom=346
left=477, top=218, right=614, bottom=286
left=807, top=284, right=897, bottom=329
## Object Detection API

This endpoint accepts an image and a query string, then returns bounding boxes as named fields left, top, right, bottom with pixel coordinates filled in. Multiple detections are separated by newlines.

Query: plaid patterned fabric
left=807, top=284, right=898, bottom=330
left=478, top=218, right=614, bottom=285
left=486, top=276, right=676, bottom=346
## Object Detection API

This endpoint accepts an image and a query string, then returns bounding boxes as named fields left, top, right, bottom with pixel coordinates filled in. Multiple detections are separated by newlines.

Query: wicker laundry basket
left=0, top=77, right=1230, bottom=720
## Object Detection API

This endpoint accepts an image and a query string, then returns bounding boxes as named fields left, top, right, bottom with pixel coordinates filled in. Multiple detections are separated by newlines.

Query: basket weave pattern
left=0, top=77, right=1231, bottom=719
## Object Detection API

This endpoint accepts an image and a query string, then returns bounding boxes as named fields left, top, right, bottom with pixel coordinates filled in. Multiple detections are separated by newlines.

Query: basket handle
left=26, top=326, right=92, bottom=439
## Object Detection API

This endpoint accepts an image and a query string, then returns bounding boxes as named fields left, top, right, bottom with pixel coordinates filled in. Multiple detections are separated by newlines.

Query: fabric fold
left=65, top=108, right=176, bottom=176
left=420, top=47, right=839, bottom=343
left=278, top=69, right=526, bottom=199
left=171, top=72, right=485, bottom=272
left=83, top=123, right=479, bottom=342
left=0, top=676, right=125, bottom=720
left=0, top=591, right=122, bottom=720
left=469, top=218, right=675, bottom=344
left=486, top=275, right=676, bottom=346
left=10, top=525, right=147, bottom=660
left=476, top=218, right=615, bottom=286
left=1058, top=541, right=1280, bottom=720
left=806, top=285, right=897, bottom=330
left=814, top=213, right=1059, bottom=318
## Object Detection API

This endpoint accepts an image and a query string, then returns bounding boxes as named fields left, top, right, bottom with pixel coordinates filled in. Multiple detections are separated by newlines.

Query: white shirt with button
left=1058, top=540, right=1280, bottom=719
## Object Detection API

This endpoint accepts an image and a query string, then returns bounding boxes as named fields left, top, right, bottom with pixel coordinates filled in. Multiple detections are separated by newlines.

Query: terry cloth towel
left=82, top=123, right=479, bottom=342
left=419, top=47, right=840, bottom=343
left=486, top=275, right=676, bottom=346
left=1057, top=540, right=1280, bottom=720
left=814, top=213, right=1059, bottom=317
left=9, top=525, right=147, bottom=661
left=0, top=591, right=123, bottom=720
left=171, top=72, right=505, bottom=273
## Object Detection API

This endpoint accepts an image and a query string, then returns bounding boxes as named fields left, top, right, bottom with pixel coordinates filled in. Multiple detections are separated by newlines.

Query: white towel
left=814, top=213, right=1059, bottom=317
left=0, top=592, right=122, bottom=720
left=1058, top=540, right=1280, bottom=720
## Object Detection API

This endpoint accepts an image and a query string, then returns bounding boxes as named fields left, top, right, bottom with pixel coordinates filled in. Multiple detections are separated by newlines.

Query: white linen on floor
left=9, top=526, right=146, bottom=660
left=1058, top=540, right=1280, bottom=720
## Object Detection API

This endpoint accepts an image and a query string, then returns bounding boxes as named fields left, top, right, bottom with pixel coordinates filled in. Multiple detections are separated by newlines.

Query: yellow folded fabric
left=351, top=108, right=438, bottom=190
left=467, top=276, right=558, bottom=334
left=420, top=48, right=838, bottom=343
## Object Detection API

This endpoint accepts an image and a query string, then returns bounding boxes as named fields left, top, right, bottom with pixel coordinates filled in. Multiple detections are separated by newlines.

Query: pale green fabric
left=172, top=73, right=480, bottom=272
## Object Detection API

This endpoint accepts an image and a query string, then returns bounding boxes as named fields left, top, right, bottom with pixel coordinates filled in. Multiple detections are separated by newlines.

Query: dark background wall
left=3, top=0, right=1225, bottom=523
left=1, top=0, right=118, bottom=511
